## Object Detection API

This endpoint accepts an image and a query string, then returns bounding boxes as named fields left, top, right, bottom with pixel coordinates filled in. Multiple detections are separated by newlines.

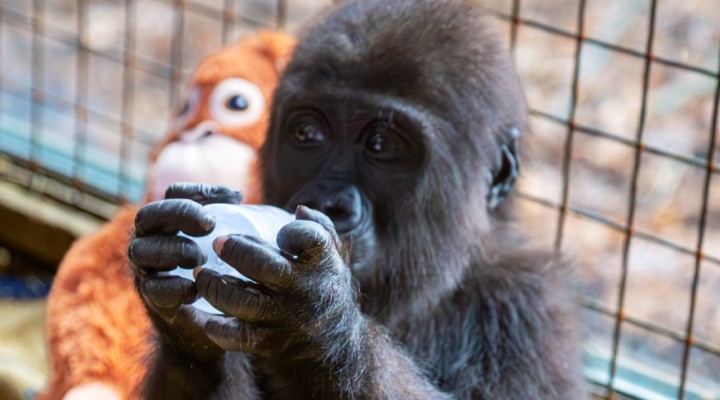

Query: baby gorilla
left=129, top=0, right=584, bottom=398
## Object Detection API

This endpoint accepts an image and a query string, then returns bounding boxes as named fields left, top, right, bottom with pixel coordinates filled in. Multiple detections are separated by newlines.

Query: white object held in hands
left=165, top=203, right=295, bottom=314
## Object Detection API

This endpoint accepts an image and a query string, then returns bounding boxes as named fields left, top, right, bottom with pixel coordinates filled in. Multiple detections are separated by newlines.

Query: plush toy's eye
left=174, top=86, right=200, bottom=129
left=210, top=78, right=265, bottom=127
left=226, top=95, right=249, bottom=111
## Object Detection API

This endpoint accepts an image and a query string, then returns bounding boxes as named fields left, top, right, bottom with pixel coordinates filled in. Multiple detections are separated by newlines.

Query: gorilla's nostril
left=323, top=206, right=350, bottom=222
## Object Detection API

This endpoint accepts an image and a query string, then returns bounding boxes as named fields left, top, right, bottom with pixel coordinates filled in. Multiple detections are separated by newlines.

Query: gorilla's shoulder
left=454, top=248, right=577, bottom=308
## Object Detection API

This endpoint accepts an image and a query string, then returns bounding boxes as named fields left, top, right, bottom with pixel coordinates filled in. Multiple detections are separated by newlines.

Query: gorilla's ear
left=487, top=128, right=520, bottom=209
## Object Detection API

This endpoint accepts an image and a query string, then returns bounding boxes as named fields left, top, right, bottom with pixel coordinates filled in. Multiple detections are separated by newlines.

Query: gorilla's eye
left=365, top=132, right=404, bottom=160
left=294, top=123, right=325, bottom=143
left=226, top=95, right=249, bottom=111
left=367, top=134, right=387, bottom=153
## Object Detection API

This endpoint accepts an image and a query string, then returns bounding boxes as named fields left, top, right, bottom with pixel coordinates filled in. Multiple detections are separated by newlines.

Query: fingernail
left=295, top=205, right=311, bottom=218
left=202, top=215, right=216, bottom=231
left=212, top=236, right=228, bottom=255
left=193, top=266, right=203, bottom=279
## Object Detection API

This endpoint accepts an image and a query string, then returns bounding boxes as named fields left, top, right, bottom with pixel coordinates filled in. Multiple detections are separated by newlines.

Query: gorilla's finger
left=135, top=199, right=215, bottom=237
left=170, top=305, right=225, bottom=360
left=294, top=205, right=342, bottom=249
left=204, top=316, right=271, bottom=354
left=129, top=236, right=206, bottom=270
left=165, top=183, right=243, bottom=205
left=213, top=235, right=294, bottom=290
left=276, top=220, right=337, bottom=267
left=194, top=268, right=281, bottom=322
left=139, top=276, right=198, bottom=319
left=295, top=206, right=339, bottom=235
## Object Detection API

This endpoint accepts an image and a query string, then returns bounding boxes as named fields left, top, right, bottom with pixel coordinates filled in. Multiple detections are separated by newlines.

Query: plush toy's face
left=150, top=78, right=264, bottom=202
left=148, top=32, right=295, bottom=203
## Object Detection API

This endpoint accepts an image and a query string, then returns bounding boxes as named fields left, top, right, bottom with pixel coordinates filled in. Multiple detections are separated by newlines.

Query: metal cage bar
left=553, top=0, right=587, bottom=252
left=118, top=0, right=137, bottom=204
left=677, top=40, right=720, bottom=399
left=28, top=0, right=45, bottom=177
left=607, top=1, right=657, bottom=395
left=70, top=0, right=89, bottom=204
left=169, top=0, right=185, bottom=111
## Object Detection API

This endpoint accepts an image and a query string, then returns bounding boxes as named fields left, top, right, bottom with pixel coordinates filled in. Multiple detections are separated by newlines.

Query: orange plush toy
left=39, top=31, right=295, bottom=400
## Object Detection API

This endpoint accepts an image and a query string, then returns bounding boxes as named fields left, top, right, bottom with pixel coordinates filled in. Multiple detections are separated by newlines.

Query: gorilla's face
left=264, top=96, right=426, bottom=273
left=260, top=0, right=526, bottom=283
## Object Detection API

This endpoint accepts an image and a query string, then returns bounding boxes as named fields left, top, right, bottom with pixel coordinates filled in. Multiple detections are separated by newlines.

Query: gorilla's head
left=260, top=0, right=526, bottom=299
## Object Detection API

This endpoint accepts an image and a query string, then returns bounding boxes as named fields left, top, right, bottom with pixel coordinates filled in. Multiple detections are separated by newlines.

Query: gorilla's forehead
left=278, top=53, right=500, bottom=145
left=280, top=91, right=410, bottom=115
left=280, top=62, right=452, bottom=117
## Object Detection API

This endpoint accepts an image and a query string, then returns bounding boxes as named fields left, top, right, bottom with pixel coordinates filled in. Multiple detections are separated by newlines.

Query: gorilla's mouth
left=343, top=223, right=377, bottom=275
left=283, top=181, right=370, bottom=235
left=283, top=187, right=377, bottom=274
left=337, top=201, right=377, bottom=275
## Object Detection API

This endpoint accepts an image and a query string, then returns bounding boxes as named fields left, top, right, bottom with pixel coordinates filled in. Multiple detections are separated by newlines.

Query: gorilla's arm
left=129, top=190, right=447, bottom=399
left=130, top=186, right=583, bottom=399
left=206, top=245, right=581, bottom=400
left=131, top=203, right=224, bottom=398
left=142, top=330, right=225, bottom=399
left=246, top=318, right=450, bottom=399
left=195, top=206, right=450, bottom=399
left=129, top=185, right=260, bottom=399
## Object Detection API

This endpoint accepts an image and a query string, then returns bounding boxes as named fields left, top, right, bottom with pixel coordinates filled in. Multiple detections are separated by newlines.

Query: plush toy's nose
left=179, top=120, right=220, bottom=143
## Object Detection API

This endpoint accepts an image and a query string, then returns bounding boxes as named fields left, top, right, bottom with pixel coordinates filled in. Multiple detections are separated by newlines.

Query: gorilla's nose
left=294, top=181, right=363, bottom=234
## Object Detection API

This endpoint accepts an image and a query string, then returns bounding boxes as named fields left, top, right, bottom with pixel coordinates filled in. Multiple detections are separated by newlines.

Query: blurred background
left=0, top=0, right=718, bottom=398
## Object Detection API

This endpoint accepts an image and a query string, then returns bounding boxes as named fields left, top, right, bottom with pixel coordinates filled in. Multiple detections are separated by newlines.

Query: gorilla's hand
left=129, top=183, right=243, bottom=361
left=195, top=205, right=360, bottom=360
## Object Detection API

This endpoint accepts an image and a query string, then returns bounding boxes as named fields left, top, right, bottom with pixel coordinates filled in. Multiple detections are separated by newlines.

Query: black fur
left=256, top=0, right=584, bottom=397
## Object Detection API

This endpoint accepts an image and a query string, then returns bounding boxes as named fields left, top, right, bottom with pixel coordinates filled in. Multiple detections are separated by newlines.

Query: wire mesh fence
left=489, top=1, right=720, bottom=398
left=0, top=0, right=718, bottom=399
left=0, top=0, right=331, bottom=217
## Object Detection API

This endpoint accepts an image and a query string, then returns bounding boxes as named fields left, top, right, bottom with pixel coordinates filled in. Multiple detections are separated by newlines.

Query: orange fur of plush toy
left=39, top=31, right=295, bottom=400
